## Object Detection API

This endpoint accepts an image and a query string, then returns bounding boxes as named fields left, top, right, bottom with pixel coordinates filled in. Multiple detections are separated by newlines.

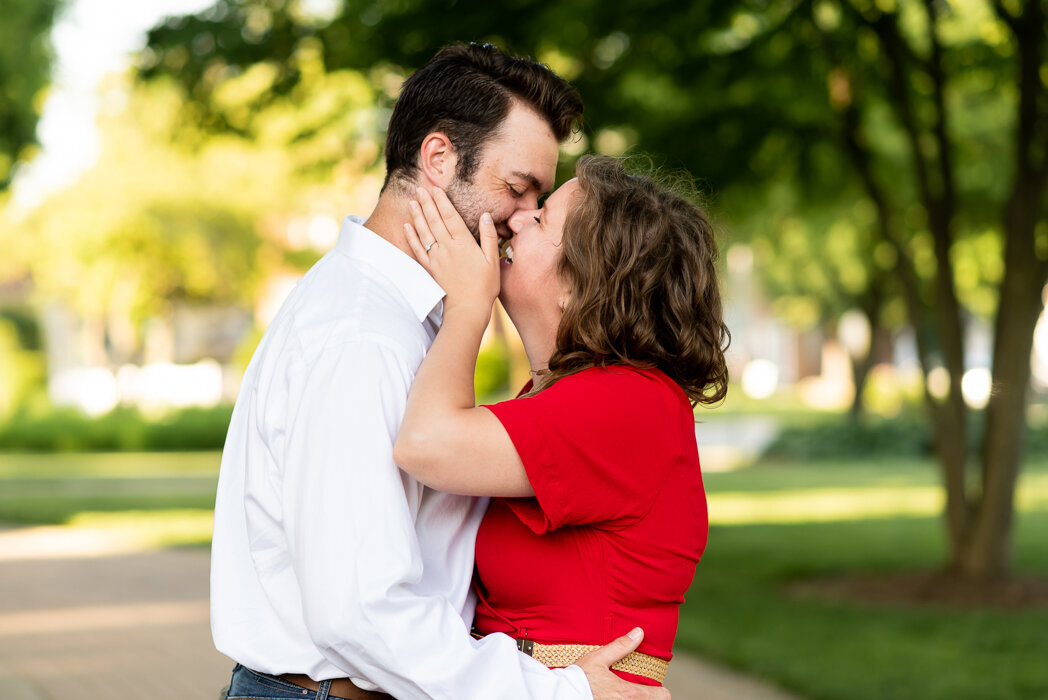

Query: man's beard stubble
left=444, top=177, right=511, bottom=242
left=443, top=177, right=482, bottom=242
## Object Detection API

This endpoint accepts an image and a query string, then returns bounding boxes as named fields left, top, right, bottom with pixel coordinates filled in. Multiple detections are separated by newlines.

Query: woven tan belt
left=516, top=638, right=669, bottom=684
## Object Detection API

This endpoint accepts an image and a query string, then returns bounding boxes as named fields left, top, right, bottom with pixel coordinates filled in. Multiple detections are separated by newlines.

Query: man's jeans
left=224, top=663, right=337, bottom=699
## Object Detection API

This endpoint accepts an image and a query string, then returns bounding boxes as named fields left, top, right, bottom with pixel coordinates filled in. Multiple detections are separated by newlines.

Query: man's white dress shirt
left=211, top=217, right=592, bottom=699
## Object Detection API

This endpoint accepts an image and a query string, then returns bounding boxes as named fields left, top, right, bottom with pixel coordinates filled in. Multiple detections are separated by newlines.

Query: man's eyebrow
left=512, top=171, right=551, bottom=196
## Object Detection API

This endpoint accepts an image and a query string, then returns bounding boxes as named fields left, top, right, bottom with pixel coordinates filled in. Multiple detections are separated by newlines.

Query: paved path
left=0, top=525, right=799, bottom=699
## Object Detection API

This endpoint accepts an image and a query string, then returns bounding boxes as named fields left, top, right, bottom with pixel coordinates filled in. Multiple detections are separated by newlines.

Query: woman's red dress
left=476, top=366, right=709, bottom=685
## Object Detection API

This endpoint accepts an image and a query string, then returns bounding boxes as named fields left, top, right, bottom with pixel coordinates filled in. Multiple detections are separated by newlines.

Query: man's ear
left=418, top=132, right=458, bottom=189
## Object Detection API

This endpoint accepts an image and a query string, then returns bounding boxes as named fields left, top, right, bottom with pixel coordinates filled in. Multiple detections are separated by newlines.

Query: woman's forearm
left=394, top=305, right=533, bottom=497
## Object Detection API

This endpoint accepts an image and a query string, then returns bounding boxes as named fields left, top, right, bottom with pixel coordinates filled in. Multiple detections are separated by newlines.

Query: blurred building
left=40, top=301, right=251, bottom=416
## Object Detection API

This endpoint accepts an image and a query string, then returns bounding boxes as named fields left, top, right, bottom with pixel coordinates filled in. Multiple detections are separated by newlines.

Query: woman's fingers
left=432, top=188, right=473, bottom=241
left=415, top=187, right=451, bottom=243
left=403, top=221, right=430, bottom=264
left=404, top=189, right=500, bottom=310
left=576, top=629, right=673, bottom=700
left=408, top=198, right=437, bottom=252
left=479, top=212, right=498, bottom=264
left=580, top=628, right=644, bottom=668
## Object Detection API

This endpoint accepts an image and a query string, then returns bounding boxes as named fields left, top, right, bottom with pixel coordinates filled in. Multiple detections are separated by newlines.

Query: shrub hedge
left=764, top=412, right=1048, bottom=461
left=0, top=405, right=234, bottom=452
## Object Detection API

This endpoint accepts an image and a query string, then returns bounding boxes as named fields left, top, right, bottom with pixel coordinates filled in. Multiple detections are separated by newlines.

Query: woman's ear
left=418, top=132, right=458, bottom=189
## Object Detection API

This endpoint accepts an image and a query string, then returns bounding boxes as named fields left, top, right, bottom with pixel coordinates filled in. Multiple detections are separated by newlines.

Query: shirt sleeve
left=269, top=336, right=593, bottom=700
left=485, top=367, right=683, bottom=533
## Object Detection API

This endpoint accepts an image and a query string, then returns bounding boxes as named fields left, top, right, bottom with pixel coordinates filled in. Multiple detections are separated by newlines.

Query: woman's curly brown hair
left=537, top=155, right=730, bottom=406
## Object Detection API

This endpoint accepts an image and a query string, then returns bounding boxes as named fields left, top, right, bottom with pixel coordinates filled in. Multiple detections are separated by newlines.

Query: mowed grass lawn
left=0, top=451, right=221, bottom=547
left=1, top=451, right=1046, bottom=699
left=682, top=458, right=1048, bottom=700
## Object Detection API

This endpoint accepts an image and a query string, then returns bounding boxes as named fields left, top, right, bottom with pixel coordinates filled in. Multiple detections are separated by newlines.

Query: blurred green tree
left=0, top=317, right=45, bottom=418
left=0, top=0, right=62, bottom=189
left=16, top=58, right=385, bottom=364
left=796, top=0, right=1048, bottom=582
left=139, top=0, right=1048, bottom=582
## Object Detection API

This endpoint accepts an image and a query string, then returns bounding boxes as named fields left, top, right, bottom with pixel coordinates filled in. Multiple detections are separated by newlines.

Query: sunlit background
left=2, top=0, right=1048, bottom=698
left=4, top=2, right=1048, bottom=422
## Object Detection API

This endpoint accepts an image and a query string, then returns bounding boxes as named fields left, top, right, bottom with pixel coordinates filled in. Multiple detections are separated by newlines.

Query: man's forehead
left=481, top=104, right=559, bottom=193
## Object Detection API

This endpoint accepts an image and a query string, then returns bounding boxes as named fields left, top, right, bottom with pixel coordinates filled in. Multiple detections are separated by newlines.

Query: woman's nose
left=507, top=208, right=538, bottom=234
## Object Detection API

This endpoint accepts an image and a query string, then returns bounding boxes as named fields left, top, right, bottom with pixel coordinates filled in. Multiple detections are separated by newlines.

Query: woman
left=394, top=155, right=729, bottom=687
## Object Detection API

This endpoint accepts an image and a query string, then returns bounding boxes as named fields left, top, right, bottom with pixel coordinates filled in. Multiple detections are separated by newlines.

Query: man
left=211, top=43, right=669, bottom=700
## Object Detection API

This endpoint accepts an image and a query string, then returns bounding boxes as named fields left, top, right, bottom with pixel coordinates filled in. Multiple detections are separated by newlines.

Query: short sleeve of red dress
left=483, top=366, right=688, bottom=533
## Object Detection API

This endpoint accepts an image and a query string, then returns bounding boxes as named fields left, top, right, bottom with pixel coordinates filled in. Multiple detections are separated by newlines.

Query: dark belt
left=279, top=673, right=392, bottom=700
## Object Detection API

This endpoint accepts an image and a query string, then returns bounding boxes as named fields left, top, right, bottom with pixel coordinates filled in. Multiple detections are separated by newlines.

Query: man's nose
left=518, top=191, right=540, bottom=211
left=507, top=207, right=538, bottom=234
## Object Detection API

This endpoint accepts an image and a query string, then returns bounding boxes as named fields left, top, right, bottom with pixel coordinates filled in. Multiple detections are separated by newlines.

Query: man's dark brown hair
left=383, top=43, right=583, bottom=190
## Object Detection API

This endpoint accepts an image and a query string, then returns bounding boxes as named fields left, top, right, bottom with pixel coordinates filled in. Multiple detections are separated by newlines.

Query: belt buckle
left=516, top=638, right=535, bottom=656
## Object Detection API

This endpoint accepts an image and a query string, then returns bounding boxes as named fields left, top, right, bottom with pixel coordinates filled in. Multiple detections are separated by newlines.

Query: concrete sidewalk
left=0, top=525, right=799, bottom=699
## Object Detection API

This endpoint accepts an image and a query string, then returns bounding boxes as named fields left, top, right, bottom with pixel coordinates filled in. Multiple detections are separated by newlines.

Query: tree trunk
left=849, top=346, right=874, bottom=421
left=935, top=394, right=972, bottom=569
left=965, top=304, right=1037, bottom=578
left=865, top=7, right=974, bottom=563
left=960, top=0, right=1048, bottom=579
left=848, top=291, right=884, bottom=422
left=961, top=185, right=1048, bottom=578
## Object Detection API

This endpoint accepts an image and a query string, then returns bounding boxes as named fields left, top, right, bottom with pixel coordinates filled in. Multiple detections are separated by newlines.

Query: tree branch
left=990, top=0, right=1022, bottom=34
left=1039, top=129, right=1048, bottom=186
left=841, top=2, right=928, bottom=69
left=921, top=0, right=956, bottom=216
left=1013, top=1, right=1043, bottom=180
left=866, top=12, right=937, bottom=212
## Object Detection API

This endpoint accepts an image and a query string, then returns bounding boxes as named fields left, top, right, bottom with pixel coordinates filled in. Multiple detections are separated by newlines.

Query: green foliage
left=18, top=77, right=281, bottom=323
left=232, top=323, right=265, bottom=371
left=0, top=317, right=45, bottom=418
left=0, top=0, right=61, bottom=188
left=474, top=341, right=511, bottom=401
left=138, top=0, right=777, bottom=187
left=763, top=415, right=935, bottom=460
left=763, top=411, right=1048, bottom=461
left=140, top=405, right=235, bottom=451
left=0, top=307, right=42, bottom=349
left=136, top=0, right=1028, bottom=332
left=0, top=405, right=233, bottom=452
left=5, top=59, right=386, bottom=360
left=1026, top=423, right=1048, bottom=456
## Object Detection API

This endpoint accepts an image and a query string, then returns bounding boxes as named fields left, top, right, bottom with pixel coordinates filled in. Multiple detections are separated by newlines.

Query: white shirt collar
left=335, top=216, right=445, bottom=323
